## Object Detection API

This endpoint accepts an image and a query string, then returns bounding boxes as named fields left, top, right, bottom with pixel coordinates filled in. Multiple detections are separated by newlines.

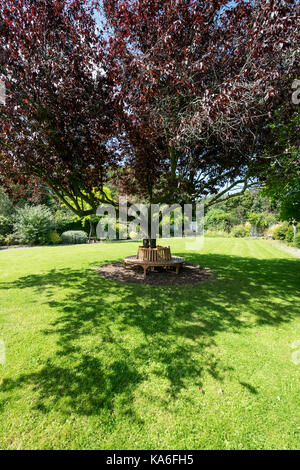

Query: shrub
left=0, top=234, right=5, bottom=245
left=129, top=231, right=139, bottom=240
left=52, top=209, right=79, bottom=233
left=14, top=205, right=52, bottom=245
left=205, top=230, right=230, bottom=238
left=231, top=224, right=250, bottom=238
left=4, top=233, right=18, bottom=246
left=204, top=208, right=231, bottom=232
left=61, top=230, right=88, bottom=244
left=0, top=187, right=14, bottom=216
left=0, top=215, right=14, bottom=236
left=48, top=231, right=62, bottom=245
left=247, top=212, right=276, bottom=231
left=116, top=223, right=128, bottom=240
left=293, top=233, right=300, bottom=248
left=268, top=222, right=290, bottom=240
left=285, top=228, right=295, bottom=243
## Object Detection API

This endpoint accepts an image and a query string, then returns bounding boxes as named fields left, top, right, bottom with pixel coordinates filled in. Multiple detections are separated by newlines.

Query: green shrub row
left=231, top=224, right=251, bottom=238
left=0, top=204, right=88, bottom=246
left=1, top=196, right=299, bottom=246
left=205, top=221, right=300, bottom=243
left=267, top=222, right=299, bottom=245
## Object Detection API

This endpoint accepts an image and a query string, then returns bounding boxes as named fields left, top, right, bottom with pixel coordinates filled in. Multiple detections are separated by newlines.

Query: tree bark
left=142, top=205, right=157, bottom=248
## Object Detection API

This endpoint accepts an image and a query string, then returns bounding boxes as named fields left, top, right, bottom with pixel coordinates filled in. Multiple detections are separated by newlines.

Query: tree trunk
left=142, top=207, right=157, bottom=248
left=89, top=219, right=93, bottom=239
left=143, top=238, right=149, bottom=248
left=150, top=238, right=156, bottom=248
left=142, top=238, right=157, bottom=248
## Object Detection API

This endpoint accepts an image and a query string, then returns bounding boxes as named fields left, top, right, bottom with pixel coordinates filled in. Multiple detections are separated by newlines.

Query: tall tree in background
left=261, top=106, right=300, bottom=224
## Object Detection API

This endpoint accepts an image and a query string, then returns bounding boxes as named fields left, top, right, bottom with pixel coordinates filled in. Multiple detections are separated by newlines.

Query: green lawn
left=0, top=238, right=299, bottom=450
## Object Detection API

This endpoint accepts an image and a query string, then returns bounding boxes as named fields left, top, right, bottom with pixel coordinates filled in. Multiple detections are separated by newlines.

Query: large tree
left=104, top=0, right=299, bottom=207
left=0, top=0, right=117, bottom=216
left=1, top=0, right=299, bottom=224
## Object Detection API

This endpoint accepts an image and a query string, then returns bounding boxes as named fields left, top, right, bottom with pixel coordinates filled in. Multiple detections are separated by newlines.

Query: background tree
left=261, top=107, right=300, bottom=225
left=204, top=189, right=278, bottom=233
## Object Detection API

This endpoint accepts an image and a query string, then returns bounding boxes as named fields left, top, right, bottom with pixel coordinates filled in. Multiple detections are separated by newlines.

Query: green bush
left=285, top=228, right=295, bottom=243
left=129, top=231, right=139, bottom=240
left=0, top=187, right=14, bottom=216
left=205, top=230, right=230, bottom=238
left=0, top=215, right=14, bottom=236
left=4, top=233, right=18, bottom=246
left=247, top=212, right=276, bottom=231
left=0, top=234, right=5, bottom=245
left=48, top=231, right=62, bottom=245
left=61, top=230, right=88, bottom=244
left=293, top=233, right=300, bottom=248
left=268, top=222, right=290, bottom=240
left=52, top=209, right=79, bottom=233
left=14, top=205, right=52, bottom=245
left=116, top=223, right=128, bottom=240
left=204, top=209, right=231, bottom=232
left=231, top=224, right=250, bottom=238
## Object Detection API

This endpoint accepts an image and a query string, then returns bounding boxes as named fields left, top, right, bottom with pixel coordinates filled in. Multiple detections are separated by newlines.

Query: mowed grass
left=0, top=238, right=299, bottom=450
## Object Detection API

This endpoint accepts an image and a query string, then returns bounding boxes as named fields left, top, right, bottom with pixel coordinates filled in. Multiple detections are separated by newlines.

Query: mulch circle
left=96, top=262, right=213, bottom=286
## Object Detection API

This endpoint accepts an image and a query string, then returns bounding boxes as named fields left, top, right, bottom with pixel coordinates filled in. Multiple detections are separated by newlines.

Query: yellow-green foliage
left=268, top=222, right=291, bottom=240
left=231, top=224, right=251, bottom=238
left=48, top=231, right=62, bottom=245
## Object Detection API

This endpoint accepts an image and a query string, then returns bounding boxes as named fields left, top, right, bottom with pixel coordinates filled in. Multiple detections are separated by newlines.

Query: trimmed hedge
left=61, top=230, right=88, bottom=244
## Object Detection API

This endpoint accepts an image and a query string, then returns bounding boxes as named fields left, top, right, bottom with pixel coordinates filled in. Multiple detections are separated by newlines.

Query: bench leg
left=176, top=264, right=179, bottom=275
left=143, top=265, right=148, bottom=279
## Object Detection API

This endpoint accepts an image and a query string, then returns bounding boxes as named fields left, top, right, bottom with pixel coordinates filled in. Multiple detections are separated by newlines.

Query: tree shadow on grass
left=0, top=253, right=299, bottom=418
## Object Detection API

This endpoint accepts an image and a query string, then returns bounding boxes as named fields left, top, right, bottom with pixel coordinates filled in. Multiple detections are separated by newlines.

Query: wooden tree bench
left=123, top=255, right=185, bottom=279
